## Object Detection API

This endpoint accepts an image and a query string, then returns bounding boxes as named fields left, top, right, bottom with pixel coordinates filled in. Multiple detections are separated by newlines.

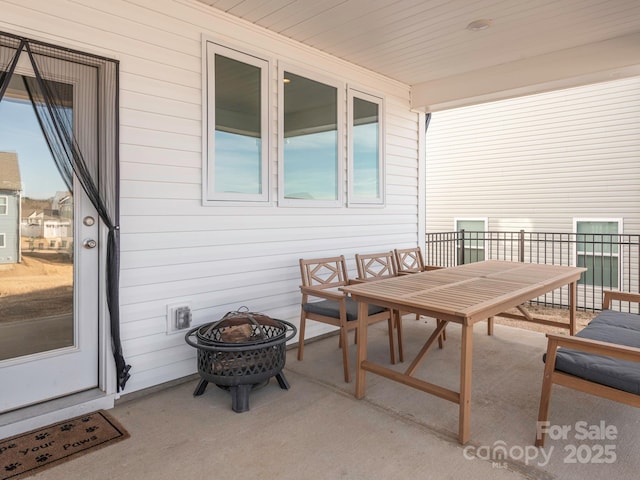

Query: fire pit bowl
left=185, top=310, right=296, bottom=412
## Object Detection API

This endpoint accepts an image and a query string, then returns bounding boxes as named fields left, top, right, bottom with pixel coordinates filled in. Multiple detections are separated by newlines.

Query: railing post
left=458, top=229, right=466, bottom=265
left=519, top=230, right=525, bottom=263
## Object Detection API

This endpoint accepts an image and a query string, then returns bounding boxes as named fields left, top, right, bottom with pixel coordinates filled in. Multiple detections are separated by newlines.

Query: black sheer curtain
left=0, top=36, right=23, bottom=100
left=0, top=31, right=130, bottom=391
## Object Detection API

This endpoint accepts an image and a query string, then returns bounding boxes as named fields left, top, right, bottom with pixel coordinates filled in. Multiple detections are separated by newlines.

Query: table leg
left=459, top=323, right=473, bottom=444
left=396, top=311, right=404, bottom=363
left=569, top=281, right=576, bottom=335
left=355, top=300, right=368, bottom=399
left=487, top=317, right=494, bottom=336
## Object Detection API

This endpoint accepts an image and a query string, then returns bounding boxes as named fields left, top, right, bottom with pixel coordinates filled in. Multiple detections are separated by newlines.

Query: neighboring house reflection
left=20, top=191, right=73, bottom=255
left=0, top=151, right=21, bottom=265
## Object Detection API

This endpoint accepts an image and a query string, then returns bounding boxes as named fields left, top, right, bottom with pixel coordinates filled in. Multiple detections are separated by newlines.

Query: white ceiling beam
left=411, top=32, right=640, bottom=112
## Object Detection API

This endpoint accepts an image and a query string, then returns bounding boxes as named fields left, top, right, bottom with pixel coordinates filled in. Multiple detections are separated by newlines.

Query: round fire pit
left=185, top=310, right=296, bottom=412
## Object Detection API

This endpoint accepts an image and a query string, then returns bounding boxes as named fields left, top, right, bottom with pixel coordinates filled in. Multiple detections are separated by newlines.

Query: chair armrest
left=300, top=286, right=345, bottom=302
left=546, top=333, right=640, bottom=363
left=603, top=290, right=640, bottom=309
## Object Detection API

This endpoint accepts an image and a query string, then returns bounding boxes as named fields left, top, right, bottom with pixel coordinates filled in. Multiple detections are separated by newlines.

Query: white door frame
left=0, top=51, right=116, bottom=437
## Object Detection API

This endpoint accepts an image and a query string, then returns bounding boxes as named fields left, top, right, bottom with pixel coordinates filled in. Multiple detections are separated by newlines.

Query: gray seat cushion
left=589, top=309, right=640, bottom=331
left=303, top=297, right=387, bottom=321
left=549, top=310, right=640, bottom=394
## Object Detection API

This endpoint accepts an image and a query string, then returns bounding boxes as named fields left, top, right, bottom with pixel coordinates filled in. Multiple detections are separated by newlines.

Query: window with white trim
left=456, top=218, right=487, bottom=264
left=0, top=196, right=7, bottom=215
left=348, top=89, right=384, bottom=204
left=575, top=219, right=621, bottom=288
left=279, top=67, right=344, bottom=206
left=0, top=233, right=5, bottom=248
left=203, top=41, right=269, bottom=203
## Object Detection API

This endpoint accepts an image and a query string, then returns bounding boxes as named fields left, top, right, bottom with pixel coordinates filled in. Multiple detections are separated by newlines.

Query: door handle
left=83, top=239, right=97, bottom=249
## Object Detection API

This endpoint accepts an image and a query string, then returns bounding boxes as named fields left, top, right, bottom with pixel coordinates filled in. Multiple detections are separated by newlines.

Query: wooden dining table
left=341, top=260, right=587, bottom=444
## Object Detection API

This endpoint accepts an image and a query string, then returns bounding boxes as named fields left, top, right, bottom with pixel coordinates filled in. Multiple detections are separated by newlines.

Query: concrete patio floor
left=31, top=319, right=638, bottom=480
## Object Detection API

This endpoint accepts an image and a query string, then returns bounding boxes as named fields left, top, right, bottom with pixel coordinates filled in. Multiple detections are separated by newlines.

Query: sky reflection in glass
left=353, top=122, right=379, bottom=198
left=214, top=130, right=262, bottom=194
left=0, top=95, right=67, bottom=199
left=284, top=130, right=337, bottom=200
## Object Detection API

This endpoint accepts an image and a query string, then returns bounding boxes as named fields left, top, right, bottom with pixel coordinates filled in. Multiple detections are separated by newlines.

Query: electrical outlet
left=175, top=306, right=192, bottom=330
left=167, top=303, right=192, bottom=334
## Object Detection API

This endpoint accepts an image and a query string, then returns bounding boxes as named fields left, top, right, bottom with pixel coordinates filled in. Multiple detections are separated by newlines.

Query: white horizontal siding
left=0, top=0, right=420, bottom=394
left=426, top=76, right=640, bottom=234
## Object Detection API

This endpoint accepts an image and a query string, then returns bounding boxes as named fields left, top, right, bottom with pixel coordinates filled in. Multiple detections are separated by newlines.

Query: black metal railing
left=425, top=230, right=640, bottom=312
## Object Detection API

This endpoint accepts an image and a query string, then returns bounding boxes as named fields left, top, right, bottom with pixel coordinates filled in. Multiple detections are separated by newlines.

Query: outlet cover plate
left=166, top=302, right=192, bottom=334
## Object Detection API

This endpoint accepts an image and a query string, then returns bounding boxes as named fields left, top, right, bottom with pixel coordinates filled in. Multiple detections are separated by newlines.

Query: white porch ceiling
left=196, top=0, right=640, bottom=111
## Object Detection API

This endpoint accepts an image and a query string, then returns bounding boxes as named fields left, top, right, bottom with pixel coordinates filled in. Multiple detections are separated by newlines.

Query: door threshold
left=0, top=389, right=115, bottom=439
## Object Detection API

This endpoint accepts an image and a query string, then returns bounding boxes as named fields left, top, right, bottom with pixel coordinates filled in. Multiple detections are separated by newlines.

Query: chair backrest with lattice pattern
left=355, top=251, right=398, bottom=280
left=394, top=247, right=426, bottom=274
left=299, top=255, right=349, bottom=289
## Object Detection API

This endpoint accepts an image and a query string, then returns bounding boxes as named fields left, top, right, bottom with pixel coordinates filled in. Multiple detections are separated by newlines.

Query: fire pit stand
left=185, top=311, right=296, bottom=412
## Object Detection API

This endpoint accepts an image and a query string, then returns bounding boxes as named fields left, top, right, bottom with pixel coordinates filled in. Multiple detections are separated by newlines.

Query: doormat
left=0, top=410, right=129, bottom=480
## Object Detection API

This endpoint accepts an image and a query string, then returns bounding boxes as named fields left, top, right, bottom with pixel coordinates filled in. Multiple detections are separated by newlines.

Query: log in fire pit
left=185, top=309, right=297, bottom=412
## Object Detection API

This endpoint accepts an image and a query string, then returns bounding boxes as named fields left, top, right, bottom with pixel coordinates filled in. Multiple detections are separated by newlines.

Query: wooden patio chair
left=355, top=251, right=404, bottom=362
left=393, top=246, right=442, bottom=274
left=298, top=255, right=396, bottom=383
left=535, top=290, right=640, bottom=447
left=393, top=246, right=448, bottom=345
